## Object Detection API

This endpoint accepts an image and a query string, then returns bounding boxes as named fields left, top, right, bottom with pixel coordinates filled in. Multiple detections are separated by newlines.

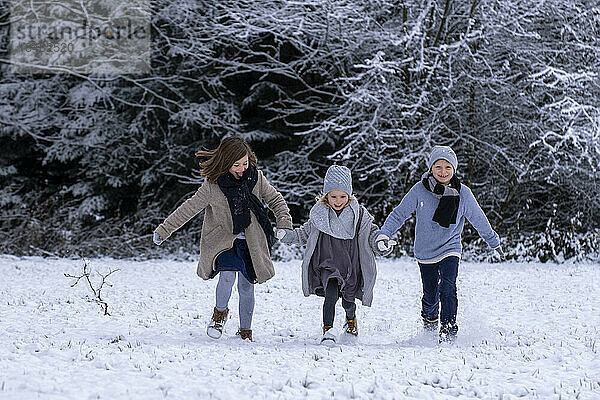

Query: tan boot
left=321, top=325, right=335, bottom=345
left=344, top=318, right=358, bottom=336
left=206, top=307, right=229, bottom=339
left=236, top=328, right=253, bottom=341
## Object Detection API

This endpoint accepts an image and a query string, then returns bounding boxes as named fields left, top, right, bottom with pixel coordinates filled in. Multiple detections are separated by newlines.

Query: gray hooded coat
left=281, top=200, right=387, bottom=306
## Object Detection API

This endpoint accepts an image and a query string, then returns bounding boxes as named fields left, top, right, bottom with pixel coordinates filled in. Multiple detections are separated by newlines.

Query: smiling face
left=326, top=190, right=350, bottom=211
left=228, top=154, right=249, bottom=179
left=431, top=159, right=454, bottom=185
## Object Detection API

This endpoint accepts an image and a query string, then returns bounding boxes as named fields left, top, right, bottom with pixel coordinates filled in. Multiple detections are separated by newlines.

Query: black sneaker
left=422, top=317, right=439, bottom=332
left=439, top=322, right=458, bottom=343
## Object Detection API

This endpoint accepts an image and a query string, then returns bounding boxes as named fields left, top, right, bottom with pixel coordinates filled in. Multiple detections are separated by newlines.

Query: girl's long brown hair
left=195, top=136, right=258, bottom=183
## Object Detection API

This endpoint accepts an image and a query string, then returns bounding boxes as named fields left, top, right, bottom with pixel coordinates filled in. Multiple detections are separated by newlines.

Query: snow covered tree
left=0, top=0, right=598, bottom=259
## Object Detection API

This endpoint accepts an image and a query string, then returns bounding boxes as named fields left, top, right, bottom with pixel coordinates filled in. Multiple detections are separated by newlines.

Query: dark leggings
left=323, top=279, right=356, bottom=326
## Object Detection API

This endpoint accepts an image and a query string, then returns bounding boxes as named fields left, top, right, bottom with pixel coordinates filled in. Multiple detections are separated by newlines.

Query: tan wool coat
left=155, top=170, right=292, bottom=283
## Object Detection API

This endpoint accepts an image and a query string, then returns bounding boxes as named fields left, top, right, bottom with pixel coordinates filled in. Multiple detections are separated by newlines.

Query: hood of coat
left=309, top=199, right=360, bottom=239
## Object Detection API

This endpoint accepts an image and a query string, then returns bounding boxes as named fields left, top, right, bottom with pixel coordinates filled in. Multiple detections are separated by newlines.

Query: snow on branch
left=530, top=67, right=598, bottom=88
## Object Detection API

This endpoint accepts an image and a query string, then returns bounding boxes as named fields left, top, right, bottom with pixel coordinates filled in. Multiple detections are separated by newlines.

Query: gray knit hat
left=323, top=165, right=353, bottom=196
left=428, top=145, right=458, bottom=172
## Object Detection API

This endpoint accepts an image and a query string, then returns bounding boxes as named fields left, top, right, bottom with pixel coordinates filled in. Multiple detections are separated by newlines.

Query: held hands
left=375, top=234, right=397, bottom=252
left=274, top=228, right=287, bottom=240
left=153, top=232, right=164, bottom=246
left=275, top=228, right=294, bottom=242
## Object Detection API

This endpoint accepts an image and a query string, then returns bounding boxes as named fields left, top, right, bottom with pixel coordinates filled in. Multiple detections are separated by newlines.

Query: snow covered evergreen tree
left=0, top=0, right=598, bottom=259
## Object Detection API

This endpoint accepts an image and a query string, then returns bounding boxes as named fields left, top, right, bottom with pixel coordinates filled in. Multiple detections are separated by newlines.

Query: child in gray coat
left=376, top=145, right=503, bottom=342
left=277, top=165, right=387, bottom=345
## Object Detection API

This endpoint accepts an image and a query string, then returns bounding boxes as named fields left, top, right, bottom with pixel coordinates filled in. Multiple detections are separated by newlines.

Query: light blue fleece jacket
left=379, top=181, right=500, bottom=263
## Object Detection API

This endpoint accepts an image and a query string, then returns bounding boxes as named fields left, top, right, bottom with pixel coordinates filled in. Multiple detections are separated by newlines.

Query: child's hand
left=375, top=234, right=397, bottom=252
left=274, top=228, right=289, bottom=240
left=153, top=232, right=164, bottom=246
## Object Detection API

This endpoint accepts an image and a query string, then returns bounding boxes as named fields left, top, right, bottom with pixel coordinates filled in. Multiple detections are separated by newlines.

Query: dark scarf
left=422, top=172, right=461, bottom=228
left=217, top=165, right=276, bottom=250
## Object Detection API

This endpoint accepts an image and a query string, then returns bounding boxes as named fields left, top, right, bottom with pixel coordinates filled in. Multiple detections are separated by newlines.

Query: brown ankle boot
left=236, top=328, right=253, bottom=341
left=321, top=325, right=335, bottom=344
left=206, top=307, right=229, bottom=339
left=344, top=318, right=358, bottom=336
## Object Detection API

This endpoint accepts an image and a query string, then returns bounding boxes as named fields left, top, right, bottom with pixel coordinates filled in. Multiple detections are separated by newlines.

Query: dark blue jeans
left=418, top=256, right=459, bottom=325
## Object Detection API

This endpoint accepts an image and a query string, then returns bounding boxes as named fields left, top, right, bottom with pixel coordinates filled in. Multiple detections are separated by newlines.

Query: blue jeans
left=418, top=256, right=459, bottom=325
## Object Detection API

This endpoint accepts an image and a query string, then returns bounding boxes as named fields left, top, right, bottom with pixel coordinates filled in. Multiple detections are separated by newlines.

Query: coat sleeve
left=154, top=180, right=211, bottom=240
left=258, top=170, right=293, bottom=229
left=281, top=219, right=313, bottom=246
left=463, top=186, right=501, bottom=249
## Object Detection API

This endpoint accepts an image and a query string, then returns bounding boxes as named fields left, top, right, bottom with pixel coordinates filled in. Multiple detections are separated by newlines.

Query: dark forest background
left=1, top=1, right=599, bottom=262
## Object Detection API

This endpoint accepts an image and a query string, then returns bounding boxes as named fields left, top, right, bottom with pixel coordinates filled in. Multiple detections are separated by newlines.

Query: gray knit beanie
left=323, top=165, right=353, bottom=196
left=428, top=145, right=458, bottom=172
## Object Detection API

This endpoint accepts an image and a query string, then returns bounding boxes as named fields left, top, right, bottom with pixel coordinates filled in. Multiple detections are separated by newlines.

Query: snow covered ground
left=0, top=255, right=598, bottom=399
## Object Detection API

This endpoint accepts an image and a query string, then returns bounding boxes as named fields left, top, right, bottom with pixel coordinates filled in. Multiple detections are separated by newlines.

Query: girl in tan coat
left=153, top=136, right=292, bottom=341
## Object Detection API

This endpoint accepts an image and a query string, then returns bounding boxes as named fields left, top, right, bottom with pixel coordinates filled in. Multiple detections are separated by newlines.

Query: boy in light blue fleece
left=375, top=145, right=503, bottom=342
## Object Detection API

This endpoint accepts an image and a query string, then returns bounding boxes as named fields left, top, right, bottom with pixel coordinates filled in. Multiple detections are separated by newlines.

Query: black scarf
left=422, top=173, right=461, bottom=228
left=217, top=165, right=276, bottom=250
